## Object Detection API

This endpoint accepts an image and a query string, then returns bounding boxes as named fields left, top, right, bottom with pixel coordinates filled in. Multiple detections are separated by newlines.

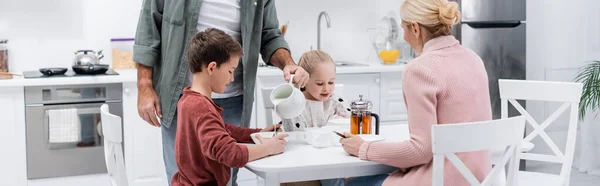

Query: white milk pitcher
left=270, top=74, right=306, bottom=119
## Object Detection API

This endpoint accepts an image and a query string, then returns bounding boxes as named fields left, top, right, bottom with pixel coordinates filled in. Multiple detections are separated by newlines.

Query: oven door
left=26, top=102, right=123, bottom=179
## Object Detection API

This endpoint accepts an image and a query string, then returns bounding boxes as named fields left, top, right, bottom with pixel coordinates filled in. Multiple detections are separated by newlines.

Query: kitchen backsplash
left=0, top=0, right=405, bottom=72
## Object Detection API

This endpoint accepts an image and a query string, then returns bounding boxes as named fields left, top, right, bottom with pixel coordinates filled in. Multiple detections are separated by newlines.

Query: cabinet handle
left=375, top=78, right=380, bottom=84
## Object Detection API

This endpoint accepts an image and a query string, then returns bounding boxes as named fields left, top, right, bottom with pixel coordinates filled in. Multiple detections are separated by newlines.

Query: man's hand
left=137, top=64, right=162, bottom=127
left=283, top=64, right=309, bottom=88
left=268, top=49, right=310, bottom=88
left=138, top=86, right=162, bottom=127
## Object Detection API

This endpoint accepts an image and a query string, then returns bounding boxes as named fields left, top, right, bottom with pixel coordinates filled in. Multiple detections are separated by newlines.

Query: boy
left=172, top=28, right=288, bottom=186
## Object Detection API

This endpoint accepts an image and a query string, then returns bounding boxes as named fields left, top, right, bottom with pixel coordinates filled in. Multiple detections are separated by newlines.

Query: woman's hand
left=340, top=132, right=365, bottom=157
left=261, top=123, right=282, bottom=132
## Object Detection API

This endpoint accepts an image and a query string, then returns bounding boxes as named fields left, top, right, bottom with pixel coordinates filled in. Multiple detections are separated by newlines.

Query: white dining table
left=244, top=124, right=409, bottom=186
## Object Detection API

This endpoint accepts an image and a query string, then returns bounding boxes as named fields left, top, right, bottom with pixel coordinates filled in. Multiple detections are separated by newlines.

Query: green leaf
left=575, top=60, right=600, bottom=119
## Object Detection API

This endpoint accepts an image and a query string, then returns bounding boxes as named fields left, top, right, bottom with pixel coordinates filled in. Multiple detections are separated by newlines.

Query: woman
left=337, top=0, right=493, bottom=185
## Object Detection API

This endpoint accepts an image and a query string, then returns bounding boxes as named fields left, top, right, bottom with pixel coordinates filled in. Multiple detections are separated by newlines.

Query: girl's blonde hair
left=298, top=50, right=334, bottom=74
left=400, top=0, right=461, bottom=37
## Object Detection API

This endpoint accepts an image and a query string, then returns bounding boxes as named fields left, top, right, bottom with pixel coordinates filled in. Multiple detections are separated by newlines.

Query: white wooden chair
left=261, top=84, right=344, bottom=128
left=100, top=104, right=128, bottom=186
left=432, top=116, right=526, bottom=186
left=498, top=79, right=583, bottom=186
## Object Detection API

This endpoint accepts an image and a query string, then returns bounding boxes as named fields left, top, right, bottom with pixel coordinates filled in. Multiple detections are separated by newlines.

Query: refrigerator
left=452, top=0, right=527, bottom=169
left=452, top=0, right=526, bottom=120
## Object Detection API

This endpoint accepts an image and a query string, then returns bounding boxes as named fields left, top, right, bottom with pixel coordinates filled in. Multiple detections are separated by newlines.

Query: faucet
left=317, top=11, right=331, bottom=50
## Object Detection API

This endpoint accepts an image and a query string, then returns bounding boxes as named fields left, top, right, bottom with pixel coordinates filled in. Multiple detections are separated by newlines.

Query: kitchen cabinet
left=122, top=82, right=168, bottom=186
left=335, top=73, right=381, bottom=114
left=379, top=72, right=407, bottom=121
left=0, top=87, right=27, bottom=186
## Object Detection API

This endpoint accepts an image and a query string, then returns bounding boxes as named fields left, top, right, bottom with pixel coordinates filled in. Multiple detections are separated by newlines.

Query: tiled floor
left=526, top=162, right=600, bottom=186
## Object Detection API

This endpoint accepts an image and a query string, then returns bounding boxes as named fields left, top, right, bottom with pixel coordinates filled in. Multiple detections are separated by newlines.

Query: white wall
left=526, top=0, right=600, bottom=161
left=0, top=0, right=406, bottom=72
left=0, top=0, right=142, bottom=72
left=275, top=0, right=405, bottom=62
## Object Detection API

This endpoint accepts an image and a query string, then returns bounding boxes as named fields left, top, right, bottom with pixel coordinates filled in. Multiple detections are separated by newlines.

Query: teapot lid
left=350, top=94, right=373, bottom=110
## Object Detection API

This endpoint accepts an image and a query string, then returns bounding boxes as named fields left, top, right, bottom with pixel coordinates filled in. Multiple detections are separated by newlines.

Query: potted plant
left=575, top=60, right=600, bottom=118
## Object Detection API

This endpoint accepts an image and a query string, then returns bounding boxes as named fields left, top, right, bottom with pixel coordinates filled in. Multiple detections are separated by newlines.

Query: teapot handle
left=372, top=113, right=380, bottom=135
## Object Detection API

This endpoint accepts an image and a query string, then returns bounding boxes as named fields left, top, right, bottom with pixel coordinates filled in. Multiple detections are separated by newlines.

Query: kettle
left=73, top=50, right=104, bottom=66
left=350, top=94, right=380, bottom=135
left=72, top=50, right=110, bottom=75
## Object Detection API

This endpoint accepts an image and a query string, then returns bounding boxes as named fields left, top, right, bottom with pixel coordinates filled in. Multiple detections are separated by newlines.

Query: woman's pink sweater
left=359, top=35, right=493, bottom=186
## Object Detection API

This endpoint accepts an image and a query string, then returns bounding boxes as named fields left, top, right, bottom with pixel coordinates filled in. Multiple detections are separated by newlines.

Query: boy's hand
left=257, top=134, right=288, bottom=155
left=261, top=123, right=282, bottom=132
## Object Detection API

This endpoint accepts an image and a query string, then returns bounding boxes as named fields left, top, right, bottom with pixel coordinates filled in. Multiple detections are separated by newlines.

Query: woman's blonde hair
left=400, top=0, right=461, bottom=37
left=298, top=50, right=334, bottom=74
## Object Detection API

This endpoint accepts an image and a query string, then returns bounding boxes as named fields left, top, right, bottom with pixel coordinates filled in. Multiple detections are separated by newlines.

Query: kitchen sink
left=334, top=61, right=369, bottom=67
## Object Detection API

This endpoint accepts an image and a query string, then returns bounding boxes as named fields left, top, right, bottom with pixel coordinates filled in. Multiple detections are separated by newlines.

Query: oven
left=25, top=83, right=123, bottom=179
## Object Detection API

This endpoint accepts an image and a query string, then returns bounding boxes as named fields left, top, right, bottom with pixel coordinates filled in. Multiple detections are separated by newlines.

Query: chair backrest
left=261, top=84, right=344, bottom=127
left=262, top=87, right=276, bottom=126
left=432, top=116, right=526, bottom=186
left=499, top=79, right=583, bottom=184
left=100, top=104, right=128, bottom=186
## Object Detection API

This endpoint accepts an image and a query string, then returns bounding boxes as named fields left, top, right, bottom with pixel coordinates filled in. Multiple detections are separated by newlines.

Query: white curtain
left=574, top=110, right=600, bottom=176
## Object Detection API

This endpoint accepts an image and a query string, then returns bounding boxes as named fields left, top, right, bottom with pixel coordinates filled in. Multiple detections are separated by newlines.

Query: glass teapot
left=350, top=94, right=380, bottom=135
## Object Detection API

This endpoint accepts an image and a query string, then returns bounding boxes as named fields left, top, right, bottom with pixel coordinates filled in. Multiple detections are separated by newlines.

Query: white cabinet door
left=254, top=73, right=381, bottom=129
left=335, top=73, right=381, bottom=114
left=380, top=72, right=407, bottom=122
left=0, top=87, right=27, bottom=186
left=122, top=82, right=168, bottom=186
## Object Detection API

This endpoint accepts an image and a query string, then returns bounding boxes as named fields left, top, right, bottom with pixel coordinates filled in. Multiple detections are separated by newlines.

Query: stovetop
left=23, top=69, right=119, bottom=78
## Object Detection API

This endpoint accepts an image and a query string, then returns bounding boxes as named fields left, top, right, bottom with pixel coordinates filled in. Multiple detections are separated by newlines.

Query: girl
left=281, top=50, right=349, bottom=132
left=279, top=50, right=347, bottom=186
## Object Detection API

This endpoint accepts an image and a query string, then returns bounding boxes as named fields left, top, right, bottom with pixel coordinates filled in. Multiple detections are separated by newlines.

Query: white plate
left=358, top=134, right=385, bottom=142
left=327, top=118, right=350, bottom=125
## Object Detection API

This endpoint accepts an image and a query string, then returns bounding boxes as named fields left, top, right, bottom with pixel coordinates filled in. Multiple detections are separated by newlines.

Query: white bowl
left=327, top=118, right=350, bottom=126
left=327, top=118, right=351, bottom=131
left=250, top=132, right=277, bottom=144
left=303, top=126, right=342, bottom=148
